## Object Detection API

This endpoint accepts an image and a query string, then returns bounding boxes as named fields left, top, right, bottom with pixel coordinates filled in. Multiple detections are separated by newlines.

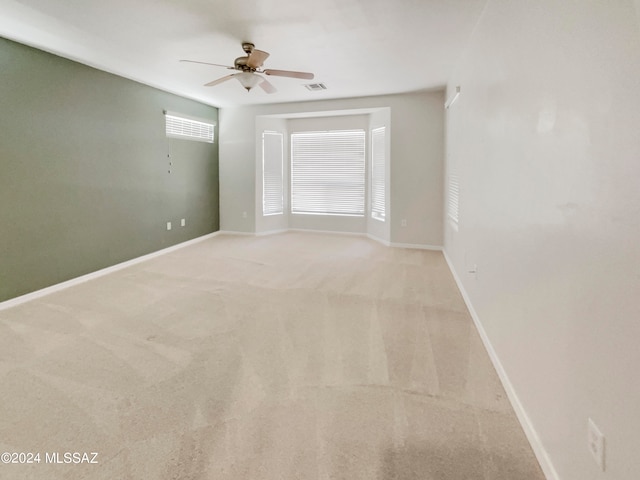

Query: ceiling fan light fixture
left=182, top=43, right=315, bottom=93
left=236, top=72, right=262, bottom=92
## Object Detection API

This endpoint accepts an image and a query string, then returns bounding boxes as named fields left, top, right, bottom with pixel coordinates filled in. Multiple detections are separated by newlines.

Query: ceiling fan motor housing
left=234, top=56, right=251, bottom=71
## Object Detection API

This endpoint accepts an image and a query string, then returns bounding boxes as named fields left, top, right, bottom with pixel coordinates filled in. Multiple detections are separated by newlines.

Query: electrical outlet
left=181, top=218, right=186, bottom=227
left=401, top=219, right=407, bottom=227
left=166, top=222, right=172, bottom=231
left=242, top=211, right=247, bottom=219
left=588, top=418, right=605, bottom=471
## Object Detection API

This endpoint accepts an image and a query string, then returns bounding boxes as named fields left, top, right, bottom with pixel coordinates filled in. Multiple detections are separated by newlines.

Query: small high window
left=165, top=112, right=215, bottom=143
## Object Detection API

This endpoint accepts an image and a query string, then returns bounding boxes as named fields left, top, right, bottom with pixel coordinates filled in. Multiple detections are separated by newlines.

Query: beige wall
left=445, top=1, right=640, bottom=479
left=219, top=91, right=444, bottom=247
left=389, top=93, right=444, bottom=247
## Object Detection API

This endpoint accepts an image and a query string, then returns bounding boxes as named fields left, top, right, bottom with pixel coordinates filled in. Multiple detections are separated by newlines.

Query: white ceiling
left=0, top=0, right=487, bottom=108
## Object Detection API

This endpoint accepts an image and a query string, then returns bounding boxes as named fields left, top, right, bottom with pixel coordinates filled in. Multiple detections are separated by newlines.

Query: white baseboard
left=261, top=228, right=442, bottom=251
left=0, top=231, right=221, bottom=312
left=217, top=230, right=255, bottom=236
left=288, top=228, right=364, bottom=237
left=390, top=242, right=443, bottom=251
left=255, top=229, right=289, bottom=237
left=442, top=249, right=560, bottom=480
left=223, top=228, right=440, bottom=251
left=366, top=233, right=391, bottom=246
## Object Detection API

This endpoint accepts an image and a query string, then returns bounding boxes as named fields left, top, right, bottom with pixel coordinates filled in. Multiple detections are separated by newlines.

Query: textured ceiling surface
left=0, top=0, right=486, bottom=107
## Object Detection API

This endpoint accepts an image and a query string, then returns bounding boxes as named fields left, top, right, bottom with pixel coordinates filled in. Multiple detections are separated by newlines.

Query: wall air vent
left=304, top=83, right=327, bottom=91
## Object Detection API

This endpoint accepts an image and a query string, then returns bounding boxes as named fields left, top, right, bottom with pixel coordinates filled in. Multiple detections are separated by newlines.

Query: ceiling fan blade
left=263, top=69, right=314, bottom=80
left=259, top=78, right=277, bottom=94
left=204, top=74, right=236, bottom=87
left=180, top=59, right=234, bottom=69
left=246, top=49, right=269, bottom=69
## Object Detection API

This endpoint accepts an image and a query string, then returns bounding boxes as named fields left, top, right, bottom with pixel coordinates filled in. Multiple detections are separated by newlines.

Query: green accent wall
left=0, top=37, right=219, bottom=302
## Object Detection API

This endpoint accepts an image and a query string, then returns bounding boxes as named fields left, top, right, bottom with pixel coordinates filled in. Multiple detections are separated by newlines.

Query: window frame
left=370, top=126, right=386, bottom=222
left=262, top=130, right=284, bottom=216
left=448, top=172, right=459, bottom=226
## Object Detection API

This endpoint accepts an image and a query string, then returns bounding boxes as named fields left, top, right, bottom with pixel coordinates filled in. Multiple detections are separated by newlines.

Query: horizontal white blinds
left=448, top=173, right=459, bottom=223
left=291, top=130, right=365, bottom=216
left=262, top=131, right=284, bottom=215
left=165, top=114, right=214, bottom=143
left=371, top=127, right=386, bottom=221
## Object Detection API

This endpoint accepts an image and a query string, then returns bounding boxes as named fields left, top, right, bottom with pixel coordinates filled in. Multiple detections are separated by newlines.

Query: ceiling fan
left=180, top=42, right=314, bottom=94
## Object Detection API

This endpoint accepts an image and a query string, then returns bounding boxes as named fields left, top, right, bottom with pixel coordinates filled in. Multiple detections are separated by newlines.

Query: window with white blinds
left=165, top=113, right=215, bottom=143
left=371, top=127, right=386, bottom=221
left=448, top=173, right=459, bottom=223
left=262, top=131, right=284, bottom=215
left=291, top=130, right=365, bottom=216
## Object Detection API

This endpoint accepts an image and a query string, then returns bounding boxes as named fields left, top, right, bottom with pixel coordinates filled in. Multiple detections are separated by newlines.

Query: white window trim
left=262, top=131, right=284, bottom=216
left=448, top=172, right=459, bottom=228
left=370, top=126, right=386, bottom=222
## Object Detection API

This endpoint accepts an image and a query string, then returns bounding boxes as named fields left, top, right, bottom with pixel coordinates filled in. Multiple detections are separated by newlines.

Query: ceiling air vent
left=304, top=83, right=327, bottom=91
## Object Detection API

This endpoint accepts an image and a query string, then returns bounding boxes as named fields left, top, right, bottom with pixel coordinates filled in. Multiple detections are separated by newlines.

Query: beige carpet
left=0, top=232, right=545, bottom=479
